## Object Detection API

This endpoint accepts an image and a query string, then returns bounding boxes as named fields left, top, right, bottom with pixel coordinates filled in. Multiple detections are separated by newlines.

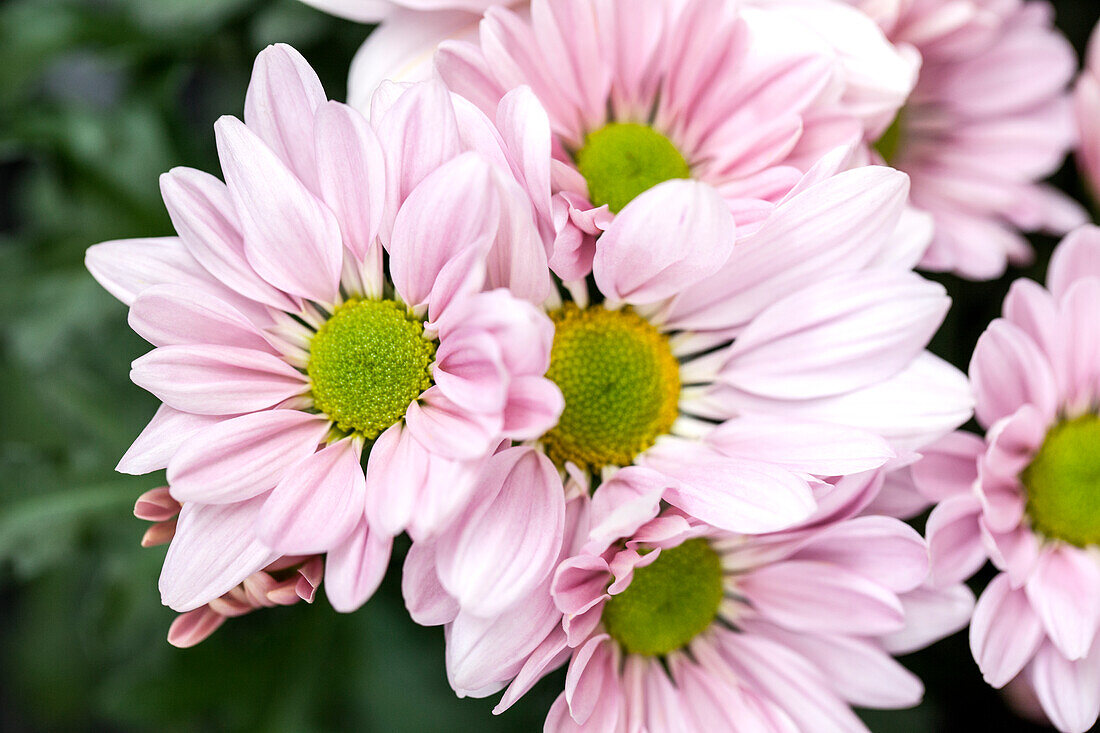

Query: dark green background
left=1, top=1, right=1098, bottom=730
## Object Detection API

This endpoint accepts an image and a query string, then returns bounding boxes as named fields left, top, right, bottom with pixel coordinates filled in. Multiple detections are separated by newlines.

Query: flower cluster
left=81, top=0, right=1100, bottom=730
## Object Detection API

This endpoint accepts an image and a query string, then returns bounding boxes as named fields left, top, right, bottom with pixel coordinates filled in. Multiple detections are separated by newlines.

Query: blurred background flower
left=1, top=0, right=1099, bottom=730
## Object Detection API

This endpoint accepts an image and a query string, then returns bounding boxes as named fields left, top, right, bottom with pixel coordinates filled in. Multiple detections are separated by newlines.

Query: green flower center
left=1022, top=413, right=1100, bottom=547
left=574, top=122, right=691, bottom=213
left=602, top=538, right=725, bottom=656
left=307, top=298, right=435, bottom=439
left=541, top=304, right=681, bottom=472
left=874, top=110, right=905, bottom=165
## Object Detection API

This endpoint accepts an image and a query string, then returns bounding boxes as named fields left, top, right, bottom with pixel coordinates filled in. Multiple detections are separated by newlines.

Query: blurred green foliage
left=1, top=0, right=1098, bottom=730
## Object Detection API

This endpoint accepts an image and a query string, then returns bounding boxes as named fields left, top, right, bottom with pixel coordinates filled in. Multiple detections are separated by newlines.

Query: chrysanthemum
left=914, top=226, right=1100, bottom=732
left=394, top=134, right=971, bottom=631
left=854, top=0, right=1085, bottom=279
left=413, top=466, right=972, bottom=732
left=86, top=44, right=562, bottom=614
left=416, top=0, right=915, bottom=280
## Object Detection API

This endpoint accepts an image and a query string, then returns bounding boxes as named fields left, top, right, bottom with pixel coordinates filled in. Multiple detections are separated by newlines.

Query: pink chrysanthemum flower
left=394, top=140, right=971, bottom=633
left=420, top=0, right=914, bottom=281
left=86, top=44, right=562, bottom=615
left=1075, top=19, right=1100, bottom=198
left=853, top=0, right=1085, bottom=279
left=913, top=226, right=1100, bottom=732
left=134, top=488, right=324, bottom=648
left=414, top=467, right=972, bottom=732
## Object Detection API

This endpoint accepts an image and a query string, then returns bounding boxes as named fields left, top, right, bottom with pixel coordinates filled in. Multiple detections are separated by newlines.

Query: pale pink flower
left=913, top=226, right=1100, bottom=732
left=86, top=44, right=562, bottom=614
left=855, top=0, right=1085, bottom=279
left=1075, top=19, right=1100, bottom=197
left=134, top=488, right=324, bottom=648
left=396, top=144, right=971, bottom=638
left=409, top=0, right=915, bottom=281
left=412, top=467, right=972, bottom=731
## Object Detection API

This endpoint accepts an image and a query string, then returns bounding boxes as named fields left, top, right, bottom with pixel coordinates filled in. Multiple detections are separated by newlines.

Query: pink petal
left=881, top=583, right=976, bottom=655
left=117, top=405, right=223, bottom=475
left=435, top=447, right=565, bottom=617
left=565, top=635, right=621, bottom=728
left=593, top=180, right=736, bottom=305
left=243, top=44, right=326, bottom=193
left=970, top=320, right=1058, bottom=429
left=926, top=494, right=987, bottom=587
left=168, top=410, right=330, bottom=504
left=402, top=541, right=458, bottom=626
left=167, top=607, right=227, bottom=648
left=364, top=424, right=426, bottom=537
left=739, top=560, right=905, bottom=635
left=1048, top=225, right=1100, bottom=299
left=970, top=573, right=1045, bottom=688
left=1025, top=546, right=1100, bottom=661
left=388, top=152, right=497, bottom=312
left=1028, top=639, right=1100, bottom=733
left=502, top=376, right=564, bottom=441
left=86, top=237, right=211, bottom=307
left=720, top=270, right=948, bottom=399
left=325, top=518, right=393, bottom=613
left=258, top=438, right=366, bottom=554
left=909, top=430, right=985, bottom=502
left=131, top=344, right=308, bottom=415
left=704, top=415, right=893, bottom=476
left=404, top=386, right=501, bottom=460
left=215, top=116, right=342, bottom=304
left=793, top=516, right=929, bottom=593
left=129, top=283, right=271, bottom=350
left=313, top=101, right=386, bottom=261
left=160, top=496, right=279, bottom=612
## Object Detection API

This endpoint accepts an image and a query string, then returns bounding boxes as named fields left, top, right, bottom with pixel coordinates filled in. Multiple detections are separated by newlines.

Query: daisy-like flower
left=418, top=0, right=915, bottom=280
left=915, top=226, right=1100, bottom=732
left=853, top=0, right=1085, bottom=279
left=423, top=467, right=971, bottom=732
left=396, top=133, right=971, bottom=638
left=86, top=44, right=562, bottom=615
left=134, top=488, right=324, bottom=648
left=1075, top=19, right=1100, bottom=199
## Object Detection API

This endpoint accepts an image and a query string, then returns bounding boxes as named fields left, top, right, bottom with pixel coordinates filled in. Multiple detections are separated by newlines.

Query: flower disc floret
left=575, top=122, right=691, bottom=213
left=307, top=298, right=435, bottom=439
left=542, top=305, right=680, bottom=472
left=602, top=538, right=724, bottom=656
left=1022, top=413, right=1100, bottom=547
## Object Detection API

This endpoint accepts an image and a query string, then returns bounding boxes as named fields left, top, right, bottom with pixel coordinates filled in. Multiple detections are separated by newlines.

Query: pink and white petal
left=131, top=344, right=308, bottom=415
left=593, top=180, right=736, bottom=305
left=565, top=635, right=622, bottom=729
left=404, top=386, right=501, bottom=460
left=495, top=626, right=572, bottom=714
left=159, top=496, right=279, bottom=612
left=970, top=319, right=1058, bottom=429
left=1025, top=546, right=1100, bottom=662
left=364, top=424, right=426, bottom=537
left=720, top=270, right=948, bottom=399
left=159, top=168, right=294, bottom=311
left=495, top=85, right=554, bottom=224
left=167, top=607, right=227, bottom=648
left=313, top=101, right=386, bottom=261
left=926, top=494, right=987, bottom=587
left=435, top=447, right=565, bottom=617
left=214, top=116, right=342, bottom=304
left=117, top=405, right=224, bottom=475
left=881, top=583, right=976, bottom=656
left=704, top=415, right=893, bottom=476
left=431, top=331, right=508, bottom=414
left=129, top=283, right=271, bottom=350
left=792, top=516, right=929, bottom=594
left=258, top=438, right=365, bottom=555
left=502, top=377, right=564, bottom=441
left=168, top=410, right=330, bottom=504
left=388, top=152, right=497, bottom=311
left=1048, top=225, right=1100, bottom=299
left=1028, top=638, right=1100, bottom=733
left=642, top=444, right=816, bottom=534
left=402, top=541, right=458, bottom=626
left=739, top=560, right=905, bottom=635
left=86, top=237, right=211, bottom=307
left=243, top=44, right=326, bottom=193
left=971, top=573, right=1045, bottom=688
left=325, top=518, right=393, bottom=613
left=909, top=430, right=985, bottom=503
left=553, top=554, right=611, bottom=618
